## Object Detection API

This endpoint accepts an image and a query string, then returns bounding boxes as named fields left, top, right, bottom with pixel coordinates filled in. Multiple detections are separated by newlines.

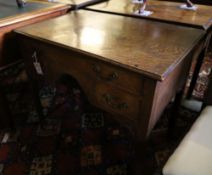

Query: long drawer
left=20, top=37, right=144, bottom=95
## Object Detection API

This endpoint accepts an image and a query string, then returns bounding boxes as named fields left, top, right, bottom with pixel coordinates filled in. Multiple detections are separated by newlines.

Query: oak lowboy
left=15, top=10, right=205, bottom=141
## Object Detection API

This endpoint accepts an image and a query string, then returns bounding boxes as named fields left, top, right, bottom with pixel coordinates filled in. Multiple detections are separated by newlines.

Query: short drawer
left=93, top=82, right=141, bottom=120
left=86, top=60, right=143, bottom=95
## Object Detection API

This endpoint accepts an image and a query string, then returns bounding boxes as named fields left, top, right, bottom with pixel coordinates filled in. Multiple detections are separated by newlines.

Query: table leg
left=187, top=48, right=206, bottom=99
left=0, top=86, right=14, bottom=130
left=168, top=90, right=184, bottom=139
left=131, top=141, right=148, bottom=175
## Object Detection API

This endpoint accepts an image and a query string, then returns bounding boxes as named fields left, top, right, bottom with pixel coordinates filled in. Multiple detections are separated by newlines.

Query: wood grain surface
left=0, top=0, right=70, bottom=66
left=85, top=0, right=212, bottom=30
left=35, top=0, right=107, bottom=9
left=0, top=0, right=70, bottom=28
left=15, top=10, right=205, bottom=80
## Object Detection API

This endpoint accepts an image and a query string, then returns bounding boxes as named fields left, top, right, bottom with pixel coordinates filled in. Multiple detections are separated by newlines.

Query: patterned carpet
left=0, top=52, right=211, bottom=175
left=187, top=52, right=212, bottom=99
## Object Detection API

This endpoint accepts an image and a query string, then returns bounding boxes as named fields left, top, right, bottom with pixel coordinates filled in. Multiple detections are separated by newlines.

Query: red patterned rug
left=187, top=52, right=212, bottom=99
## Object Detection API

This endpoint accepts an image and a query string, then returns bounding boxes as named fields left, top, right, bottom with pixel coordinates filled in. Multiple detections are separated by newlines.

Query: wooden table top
left=85, top=0, right=212, bottom=30
left=36, top=0, right=106, bottom=9
left=15, top=10, right=205, bottom=80
left=0, top=0, right=70, bottom=28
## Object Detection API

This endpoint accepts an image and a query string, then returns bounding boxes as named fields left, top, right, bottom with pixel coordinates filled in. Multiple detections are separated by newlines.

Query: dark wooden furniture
left=85, top=0, right=212, bottom=29
left=0, top=60, right=22, bottom=129
left=85, top=0, right=212, bottom=98
left=15, top=10, right=205, bottom=142
left=0, top=0, right=70, bottom=129
left=0, top=87, right=13, bottom=129
left=0, top=0, right=70, bottom=66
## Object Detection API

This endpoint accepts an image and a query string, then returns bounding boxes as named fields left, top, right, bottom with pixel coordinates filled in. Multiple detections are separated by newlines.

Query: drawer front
left=21, top=38, right=93, bottom=79
left=87, top=61, right=143, bottom=95
left=93, top=82, right=141, bottom=120
left=21, top=37, right=143, bottom=95
left=20, top=37, right=142, bottom=119
left=20, top=37, right=95, bottom=97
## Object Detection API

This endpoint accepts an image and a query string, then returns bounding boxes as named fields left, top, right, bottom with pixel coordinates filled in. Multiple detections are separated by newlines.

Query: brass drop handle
left=103, top=94, right=128, bottom=110
left=92, top=64, right=118, bottom=81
